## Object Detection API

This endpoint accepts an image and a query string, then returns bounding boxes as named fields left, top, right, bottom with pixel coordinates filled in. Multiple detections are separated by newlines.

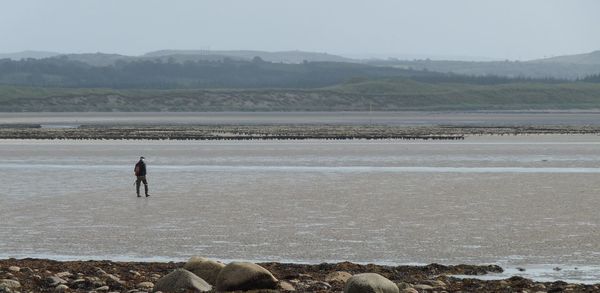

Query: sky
left=1, top=0, right=600, bottom=60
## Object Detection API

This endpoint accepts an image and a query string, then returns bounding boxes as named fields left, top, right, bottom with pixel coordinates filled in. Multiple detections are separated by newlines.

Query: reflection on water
left=1, top=135, right=600, bottom=282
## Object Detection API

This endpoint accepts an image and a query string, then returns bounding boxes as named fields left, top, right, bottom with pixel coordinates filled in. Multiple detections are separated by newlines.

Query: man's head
left=140, top=156, right=145, bottom=161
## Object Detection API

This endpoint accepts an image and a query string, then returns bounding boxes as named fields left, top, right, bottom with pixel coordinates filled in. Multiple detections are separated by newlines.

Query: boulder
left=154, top=269, right=212, bottom=293
left=183, top=256, right=225, bottom=285
left=344, top=273, right=399, bottom=293
left=215, top=262, right=278, bottom=291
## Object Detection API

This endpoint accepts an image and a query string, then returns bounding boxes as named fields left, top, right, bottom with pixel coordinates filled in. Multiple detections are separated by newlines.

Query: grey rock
left=153, top=268, right=212, bottom=293
left=325, top=271, right=352, bottom=283
left=215, top=262, right=278, bottom=292
left=344, top=273, right=399, bottom=293
left=96, top=285, right=110, bottom=291
left=183, top=256, right=225, bottom=285
left=7, top=267, right=20, bottom=273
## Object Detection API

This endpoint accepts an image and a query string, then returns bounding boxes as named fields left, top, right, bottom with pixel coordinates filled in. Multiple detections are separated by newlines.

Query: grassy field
left=1, top=79, right=600, bottom=111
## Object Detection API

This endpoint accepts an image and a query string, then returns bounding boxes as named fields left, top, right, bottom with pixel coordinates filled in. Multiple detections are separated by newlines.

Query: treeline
left=583, top=74, right=600, bottom=82
left=0, top=57, right=576, bottom=90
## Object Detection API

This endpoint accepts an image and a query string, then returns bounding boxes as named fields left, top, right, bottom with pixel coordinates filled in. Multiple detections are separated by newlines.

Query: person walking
left=134, top=156, right=150, bottom=197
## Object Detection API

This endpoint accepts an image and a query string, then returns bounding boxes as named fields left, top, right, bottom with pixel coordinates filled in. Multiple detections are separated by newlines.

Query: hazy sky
left=2, top=0, right=600, bottom=60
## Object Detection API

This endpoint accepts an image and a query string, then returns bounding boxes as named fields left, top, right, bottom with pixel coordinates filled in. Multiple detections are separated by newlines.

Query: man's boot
left=145, top=184, right=150, bottom=197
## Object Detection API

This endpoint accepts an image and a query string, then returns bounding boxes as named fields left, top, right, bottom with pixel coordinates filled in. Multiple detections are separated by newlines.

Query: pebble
left=310, top=280, right=332, bottom=290
left=423, top=280, right=446, bottom=288
left=95, top=268, right=107, bottom=275
left=104, top=273, right=125, bottom=285
left=55, top=284, right=69, bottom=292
left=413, top=284, right=434, bottom=290
left=400, top=289, right=418, bottom=293
left=46, top=276, right=68, bottom=286
left=55, top=272, right=72, bottom=278
left=0, top=279, right=21, bottom=289
left=279, top=280, right=296, bottom=291
left=20, top=267, right=33, bottom=274
left=7, top=267, right=20, bottom=273
left=96, top=285, right=110, bottom=291
left=136, top=281, right=154, bottom=289
left=150, top=273, right=161, bottom=281
left=396, top=282, right=412, bottom=289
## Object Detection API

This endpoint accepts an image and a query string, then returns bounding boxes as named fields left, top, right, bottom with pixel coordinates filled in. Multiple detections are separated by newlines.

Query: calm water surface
left=2, top=111, right=600, bottom=126
left=2, top=135, right=600, bottom=281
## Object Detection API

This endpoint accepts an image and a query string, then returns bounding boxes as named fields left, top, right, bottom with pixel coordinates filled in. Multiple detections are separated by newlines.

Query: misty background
left=2, top=0, right=600, bottom=60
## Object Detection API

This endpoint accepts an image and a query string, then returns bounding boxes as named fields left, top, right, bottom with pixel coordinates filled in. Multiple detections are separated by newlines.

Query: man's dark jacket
left=134, top=160, right=147, bottom=176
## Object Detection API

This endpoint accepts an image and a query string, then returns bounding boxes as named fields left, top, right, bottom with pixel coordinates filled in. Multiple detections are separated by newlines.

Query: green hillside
left=2, top=79, right=600, bottom=112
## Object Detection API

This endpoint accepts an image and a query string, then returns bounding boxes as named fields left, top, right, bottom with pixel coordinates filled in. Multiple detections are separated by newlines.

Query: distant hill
left=57, top=53, right=136, bottom=66
left=38, top=50, right=355, bottom=67
left=366, top=56, right=600, bottom=80
left=144, top=49, right=355, bottom=63
left=531, top=50, right=600, bottom=65
left=0, top=51, right=61, bottom=60
left=0, top=57, right=458, bottom=89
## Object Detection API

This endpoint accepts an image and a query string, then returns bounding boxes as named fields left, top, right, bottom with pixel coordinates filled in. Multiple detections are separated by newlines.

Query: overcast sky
left=2, top=0, right=599, bottom=60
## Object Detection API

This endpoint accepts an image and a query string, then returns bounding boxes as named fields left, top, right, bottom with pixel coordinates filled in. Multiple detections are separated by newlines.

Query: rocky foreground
left=0, top=258, right=597, bottom=293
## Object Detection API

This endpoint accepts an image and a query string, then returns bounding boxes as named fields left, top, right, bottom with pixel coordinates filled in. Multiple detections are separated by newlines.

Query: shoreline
left=2, top=258, right=597, bottom=292
left=1, top=125, right=600, bottom=140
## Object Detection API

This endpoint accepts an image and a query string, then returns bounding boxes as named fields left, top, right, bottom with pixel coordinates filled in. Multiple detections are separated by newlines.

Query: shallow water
left=3, top=111, right=600, bottom=126
left=2, top=135, right=600, bottom=282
